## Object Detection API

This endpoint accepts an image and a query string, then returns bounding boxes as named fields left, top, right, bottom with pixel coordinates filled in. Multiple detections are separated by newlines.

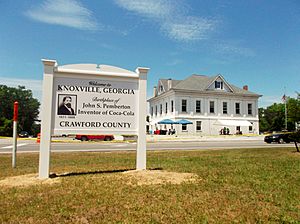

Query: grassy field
left=0, top=147, right=300, bottom=223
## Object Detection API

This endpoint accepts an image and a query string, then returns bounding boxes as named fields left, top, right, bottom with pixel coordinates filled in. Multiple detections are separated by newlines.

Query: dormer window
left=215, top=81, right=223, bottom=89
left=160, top=85, right=163, bottom=92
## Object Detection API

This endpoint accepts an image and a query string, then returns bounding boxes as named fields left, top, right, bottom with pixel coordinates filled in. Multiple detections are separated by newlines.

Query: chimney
left=153, top=86, right=157, bottom=97
left=243, top=85, right=248, bottom=91
left=167, top=78, right=172, bottom=90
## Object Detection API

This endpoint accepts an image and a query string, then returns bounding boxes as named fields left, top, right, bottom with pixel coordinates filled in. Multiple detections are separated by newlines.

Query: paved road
left=0, top=138, right=295, bottom=154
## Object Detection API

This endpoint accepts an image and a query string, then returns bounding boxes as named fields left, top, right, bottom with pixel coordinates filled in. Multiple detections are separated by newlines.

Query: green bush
left=0, top=118, right=13, bottom=136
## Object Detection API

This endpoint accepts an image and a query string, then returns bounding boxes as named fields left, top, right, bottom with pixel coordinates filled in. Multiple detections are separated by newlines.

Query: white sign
left=38, top=60, right=149, bottom=179
left=53, top=77, right=138, bottom=134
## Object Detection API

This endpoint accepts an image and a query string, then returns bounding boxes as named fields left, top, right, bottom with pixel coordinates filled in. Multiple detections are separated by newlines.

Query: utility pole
left=285, top=99, right=287, bottom=130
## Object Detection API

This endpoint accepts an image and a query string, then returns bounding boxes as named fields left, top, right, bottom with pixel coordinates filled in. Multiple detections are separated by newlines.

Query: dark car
left=264, top=132, right=291, bottom=144
left=19, top=131, right=29, bottom=138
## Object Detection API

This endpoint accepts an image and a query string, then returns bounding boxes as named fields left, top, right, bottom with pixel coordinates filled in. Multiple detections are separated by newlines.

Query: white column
left=136, top=67, right=149, bottom=170
left=39, top=59, right=56, bottom=179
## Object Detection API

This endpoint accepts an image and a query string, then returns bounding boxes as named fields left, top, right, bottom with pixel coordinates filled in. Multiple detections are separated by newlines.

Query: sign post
left=12, top=101, right=18, bottom=168
left=136, top=68, right=148, bottom=170
left=39, top=60, right=56, bottom=178
left=38, top=59, right=149, bottom=179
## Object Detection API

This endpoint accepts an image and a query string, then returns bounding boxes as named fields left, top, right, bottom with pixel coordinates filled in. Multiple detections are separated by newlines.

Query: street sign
left=39, top=60, right=149, bottom=178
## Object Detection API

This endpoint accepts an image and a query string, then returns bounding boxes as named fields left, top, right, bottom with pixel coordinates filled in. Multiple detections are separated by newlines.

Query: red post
left=12, top=101, right=18, bottom=168
left=13, top=101, right=19, bottom=121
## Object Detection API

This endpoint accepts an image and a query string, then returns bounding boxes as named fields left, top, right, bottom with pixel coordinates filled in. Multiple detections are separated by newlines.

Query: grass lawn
left=0, top=147, right=300, bottom=223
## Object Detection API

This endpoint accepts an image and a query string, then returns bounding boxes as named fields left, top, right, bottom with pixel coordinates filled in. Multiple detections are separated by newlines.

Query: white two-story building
left=148, top=74, right=261, bottom=135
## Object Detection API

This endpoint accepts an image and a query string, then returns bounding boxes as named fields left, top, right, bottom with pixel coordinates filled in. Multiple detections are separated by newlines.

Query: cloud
left=0, top=77, right=42, bottom=102
left=166, top=59, right=183, bottom=66
left=25, top=0, right=98, bottom=30
left=259, top=95, right=283, bottom=108
left=162, top=16, right=215, bottom=42
left=115, top=0, right=175, bottom=19
left=114, top=0, right=254, bottom=56
left=114, top=0, right=217, bottom=42
left=215, top=43, right=255, bottom=57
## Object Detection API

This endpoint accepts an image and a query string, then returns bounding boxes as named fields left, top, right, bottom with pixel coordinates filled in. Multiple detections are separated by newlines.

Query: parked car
left=264, top=132, right=291, bottom=144
left=75, top=134, right=114, bottom=141
left=19, top=131, right=29, bottom=138
left=153, top=130, right=168, bottom=135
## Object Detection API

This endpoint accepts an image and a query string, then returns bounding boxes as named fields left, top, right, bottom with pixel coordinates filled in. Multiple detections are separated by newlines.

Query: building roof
left=159, top=79, right=181, bottom=90
left=153, top=74, right=261, bottom=99
left=172, top=74, right=216, bottom=91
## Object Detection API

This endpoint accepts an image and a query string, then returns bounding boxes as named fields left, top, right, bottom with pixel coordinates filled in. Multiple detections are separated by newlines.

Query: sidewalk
left=146, top=134, right=264, bottom=142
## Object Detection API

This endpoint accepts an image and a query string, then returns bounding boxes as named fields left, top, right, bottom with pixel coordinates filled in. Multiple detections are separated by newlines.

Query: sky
left=0, top=0, right=299, bottom=108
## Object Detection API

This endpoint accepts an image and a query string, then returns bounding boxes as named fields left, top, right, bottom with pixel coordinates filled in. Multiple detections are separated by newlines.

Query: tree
left=289, top=131, right=300, bottom=152
left=0, top=118, right=13, bottom=136
left=286, top=98, right=300, bottom=129
left=0, top=85, right=40, bottom=136
left=259, top=108, right=268, bottom=132
left=264, top=103, right=285, bottom=131
left=259, top=95, right=300, bottom=132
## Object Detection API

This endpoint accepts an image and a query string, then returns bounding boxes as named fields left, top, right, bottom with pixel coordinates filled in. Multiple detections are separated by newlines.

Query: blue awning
left=176, top=119, right=193, bottom=125
left=158, top=119, right=178, bottom=124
